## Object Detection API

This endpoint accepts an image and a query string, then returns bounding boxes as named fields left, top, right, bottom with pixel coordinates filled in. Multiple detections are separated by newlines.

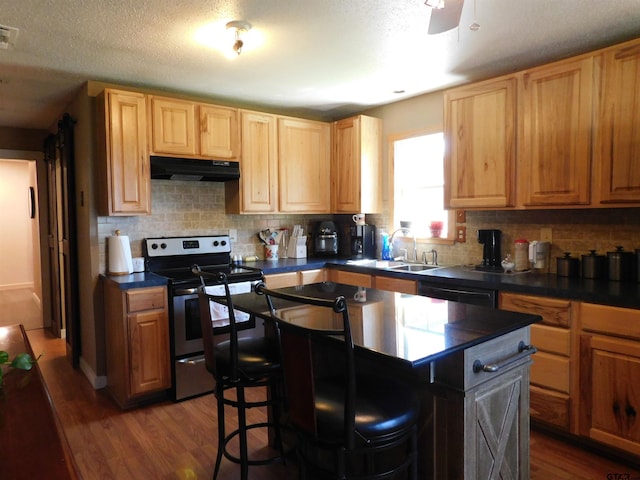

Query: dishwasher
left=418, top=281, right=497, bottom=308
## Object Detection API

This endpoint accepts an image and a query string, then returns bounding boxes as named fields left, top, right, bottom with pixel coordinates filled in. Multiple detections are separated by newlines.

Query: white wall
left=0, top=159, right=36, bottom=288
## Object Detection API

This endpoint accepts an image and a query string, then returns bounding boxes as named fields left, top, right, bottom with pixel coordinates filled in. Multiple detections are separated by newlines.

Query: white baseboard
left=79, top=356, right=108, bottom=389
left=0, top=282, right=33, bottom=291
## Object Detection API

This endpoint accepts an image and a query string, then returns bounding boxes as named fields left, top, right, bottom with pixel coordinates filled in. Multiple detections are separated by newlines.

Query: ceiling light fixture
left=424, top=0, right=445, bottom=8
left=226, top=20, right=251, bottom=56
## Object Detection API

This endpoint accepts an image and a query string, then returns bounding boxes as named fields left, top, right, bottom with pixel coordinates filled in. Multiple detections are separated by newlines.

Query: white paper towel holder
left=108, top=229, right=134, bottom=275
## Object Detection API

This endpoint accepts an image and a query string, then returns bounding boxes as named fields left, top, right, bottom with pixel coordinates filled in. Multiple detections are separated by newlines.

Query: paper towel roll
left=108, top=231, right=133, bottom=275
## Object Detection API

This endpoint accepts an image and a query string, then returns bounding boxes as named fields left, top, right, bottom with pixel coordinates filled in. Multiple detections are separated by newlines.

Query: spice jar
left=514, top=239, right=529, bottom=271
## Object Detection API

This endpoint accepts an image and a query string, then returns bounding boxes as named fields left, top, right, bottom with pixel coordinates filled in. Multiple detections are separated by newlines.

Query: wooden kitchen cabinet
left=500, top=292, right=576, bottom=432
left=278, top=116, right=331, bottom=213
left=148, top=95, right=238, bottom=160
left=96, top=88, right=151, bottom=216
left=373, top=275, right=417, bottom=294
left=444, top=76, right=517, bottom=209
left=226, top=110, right=278, bottom=213
left=264, top=268, right=326, bottom=289
left=327, top=269, right=372, bottom=288
left=594, top=39, right=640, bottom=204
left=518, top=56, right=594, bottom=206
left=104, top=282, right=171, bottom=408
left=332, top=115, right=382, bottom=213
left=579, top=302, right=640, bottom=456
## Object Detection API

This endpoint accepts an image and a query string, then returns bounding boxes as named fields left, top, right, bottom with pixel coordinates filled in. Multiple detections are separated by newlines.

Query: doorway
left=0, top=156, right=43, bottom=330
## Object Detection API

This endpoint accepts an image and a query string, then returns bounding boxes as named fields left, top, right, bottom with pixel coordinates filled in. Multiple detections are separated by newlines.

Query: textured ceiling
left=1, top=0, right=640, bottom=130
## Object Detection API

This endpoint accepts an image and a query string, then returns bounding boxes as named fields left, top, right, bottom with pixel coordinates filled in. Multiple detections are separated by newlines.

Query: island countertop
left=231, top=282, right=541, bottom=376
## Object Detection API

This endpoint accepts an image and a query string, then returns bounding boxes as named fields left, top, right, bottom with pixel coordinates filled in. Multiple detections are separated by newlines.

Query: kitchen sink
left=346, top=259, right=442, bottom=273
left=389, top=264, right=440, bottom=272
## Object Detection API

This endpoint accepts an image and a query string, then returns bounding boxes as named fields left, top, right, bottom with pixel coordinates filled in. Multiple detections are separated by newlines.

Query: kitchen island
left=232, top=282, right=541, bottom=479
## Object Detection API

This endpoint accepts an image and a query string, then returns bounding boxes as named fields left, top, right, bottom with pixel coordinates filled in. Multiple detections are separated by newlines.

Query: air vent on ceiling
left=0, top=25, right=19, bottom=50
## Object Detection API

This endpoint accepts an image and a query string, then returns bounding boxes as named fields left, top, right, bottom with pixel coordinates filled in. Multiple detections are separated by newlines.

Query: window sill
left=417, top=236, right=456, bottom=246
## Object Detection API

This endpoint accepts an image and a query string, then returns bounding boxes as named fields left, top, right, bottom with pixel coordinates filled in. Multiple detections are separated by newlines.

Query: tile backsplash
left=98, top=180, right=640, bottom=275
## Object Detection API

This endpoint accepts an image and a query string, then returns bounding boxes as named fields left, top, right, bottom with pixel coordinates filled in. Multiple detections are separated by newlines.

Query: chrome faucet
left=389, top=228, right=417, bottom=262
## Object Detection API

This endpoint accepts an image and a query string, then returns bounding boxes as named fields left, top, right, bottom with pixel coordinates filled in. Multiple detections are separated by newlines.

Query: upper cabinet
left=518, top=57, right=593, bottom=206
left=444, top=77, right=517, bottom=209
left=226, top=110, right=278, bottom=213
left=148, top=95, right=239, bottom=160
left=277, top=116, right=331, bottom=213
left=332, top=115, right=382, bottom=213
left=444, top=37, right=640, bottom=210
left=594, top=41, right=640, bottom=204
left=96, top=88, right=151, bottom=216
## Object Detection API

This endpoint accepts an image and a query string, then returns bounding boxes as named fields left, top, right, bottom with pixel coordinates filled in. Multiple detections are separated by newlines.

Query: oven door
left=172, top=282, right=256, bottom=358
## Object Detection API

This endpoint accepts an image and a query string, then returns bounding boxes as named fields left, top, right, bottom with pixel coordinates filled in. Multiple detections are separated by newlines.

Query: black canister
left=607, top=246, right=634, bottom=282
left=581, top=250, right=606, bottom=279
left=557, top=252, right=580, bottom=278
left=637, top=249, right=640, bottom=283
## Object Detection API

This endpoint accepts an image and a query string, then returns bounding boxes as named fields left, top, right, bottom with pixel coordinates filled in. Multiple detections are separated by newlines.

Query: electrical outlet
left=456, top=209, right=466, bottom=223
left=540, top=227, right=552, bottom=243
left=456, top=226, right=466, bottom=243
left=229, top=229, right=237, bottom=242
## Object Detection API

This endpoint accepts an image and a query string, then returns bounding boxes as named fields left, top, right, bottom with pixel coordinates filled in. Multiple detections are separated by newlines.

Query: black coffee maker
left=313, top=221, right=338, bottom=256
left=349, top=224, right=376, bottom=259
left=477, top=229, right=502, bottom=271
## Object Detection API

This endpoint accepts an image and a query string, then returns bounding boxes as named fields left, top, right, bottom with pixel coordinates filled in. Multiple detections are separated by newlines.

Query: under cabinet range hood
left=150, top=155, right=240, bottom=182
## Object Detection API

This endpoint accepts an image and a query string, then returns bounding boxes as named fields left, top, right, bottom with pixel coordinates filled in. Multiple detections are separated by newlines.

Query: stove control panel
left=145, top=235, right=231, bottom=257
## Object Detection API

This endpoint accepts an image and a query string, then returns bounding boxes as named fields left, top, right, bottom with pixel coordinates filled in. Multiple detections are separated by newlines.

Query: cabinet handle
left=473, top=341, right=537, bottom=373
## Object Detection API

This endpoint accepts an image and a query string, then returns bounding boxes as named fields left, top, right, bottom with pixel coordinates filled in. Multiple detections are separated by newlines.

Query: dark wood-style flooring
left=25, top=328, right=640, bottom=480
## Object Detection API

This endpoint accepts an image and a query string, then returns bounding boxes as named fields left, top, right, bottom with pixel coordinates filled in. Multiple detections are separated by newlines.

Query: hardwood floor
left=27, top=328, right=640, bottom=480
left=0, top=287, right=42, bottom=330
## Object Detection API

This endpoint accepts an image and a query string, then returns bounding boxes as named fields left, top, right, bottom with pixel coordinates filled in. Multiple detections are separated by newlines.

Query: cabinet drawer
left=264, top=272, right=298, bottom=289
left=530, top=351, right=570, bottom=393
left=530, top=385, right=570, bottom=429
left=373, top=276, right=417, bottom=294
left=500, top=292, right=571, bottom=327
left=328, top=270, right=372, bottom=288
left=531, top=324, right=570, bottom=356
left=126, top=287, right=166, bottom=313
left=580, top=303, right=640, bottom=340
left=300, top=269, right=325, bottom=285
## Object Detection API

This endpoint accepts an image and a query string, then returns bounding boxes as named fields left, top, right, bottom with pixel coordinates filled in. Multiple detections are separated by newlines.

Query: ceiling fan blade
left=428, top=0, right=464, bottom=34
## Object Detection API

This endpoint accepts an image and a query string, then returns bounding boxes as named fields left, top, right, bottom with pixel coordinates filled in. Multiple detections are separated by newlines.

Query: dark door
left=44, top=114, right=80, bottom=367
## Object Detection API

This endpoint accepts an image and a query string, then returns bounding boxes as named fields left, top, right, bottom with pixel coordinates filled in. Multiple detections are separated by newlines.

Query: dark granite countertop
left=100, top=272, right=169, bottom=290
left=232, top=282, right=540, bottom=375
left=319, top=261, right=640, bottom=310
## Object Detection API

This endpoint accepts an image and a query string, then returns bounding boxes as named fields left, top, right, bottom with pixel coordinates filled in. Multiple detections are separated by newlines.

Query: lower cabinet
left=327, top=269, right=372, bottom=288
left=264, top=268, right=326, bottom=289
left=499, top=292, right=576, bottom=432
left=104, top=281, right=171, bottom=408
left=579, top=303, right=640, bottom=456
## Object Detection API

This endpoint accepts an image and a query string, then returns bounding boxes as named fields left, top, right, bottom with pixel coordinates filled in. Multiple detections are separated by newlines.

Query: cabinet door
left=149, top=96, right=197, bottom=156
left=278, top=117, right=331, bottom=213
left=332, top=115, right=382, bottom=213
left=373, top=275, right=417, bottom=294
left=128, top=308, right=170, bottom=396
left=596, top=40, right=640, bottom=203
left=444, top=76, right=516, bottom=208
left=199, top=105, right=239, bottom=159
left=100, top=89, right=150, bottom=215
left=519, top=57, right=593, bottom=205
left=580, top=334, right=640, bottom=456
left=236, top=110, right=278, bottom=213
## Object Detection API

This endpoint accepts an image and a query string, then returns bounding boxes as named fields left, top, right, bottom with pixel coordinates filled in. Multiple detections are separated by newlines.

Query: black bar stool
left=193, top=266, right=285, bottom=480
left=256, top=283, right=420, bottom=480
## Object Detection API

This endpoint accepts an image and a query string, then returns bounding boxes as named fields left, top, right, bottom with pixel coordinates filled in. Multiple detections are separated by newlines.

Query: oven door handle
left=177, top=357, right=206, bottom=366
left=174, top=287, right=200, bottom=296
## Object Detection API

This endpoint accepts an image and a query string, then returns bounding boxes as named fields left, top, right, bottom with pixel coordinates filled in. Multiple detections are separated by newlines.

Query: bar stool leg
left=236, top=385, right=250, bottom=480
left=213, top=387, right=225, bottom=480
